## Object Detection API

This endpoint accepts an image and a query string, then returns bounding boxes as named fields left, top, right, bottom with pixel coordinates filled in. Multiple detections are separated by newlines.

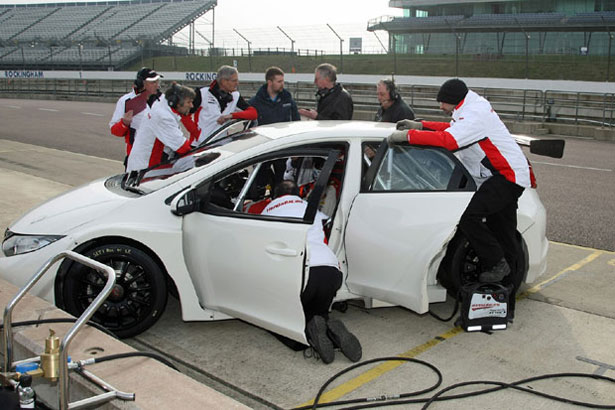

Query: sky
left=0, top=0, right=404, bottom=53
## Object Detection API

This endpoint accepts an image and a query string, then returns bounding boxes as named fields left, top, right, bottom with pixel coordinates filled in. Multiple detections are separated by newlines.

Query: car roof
left=253, top=120, right=395, bottom=141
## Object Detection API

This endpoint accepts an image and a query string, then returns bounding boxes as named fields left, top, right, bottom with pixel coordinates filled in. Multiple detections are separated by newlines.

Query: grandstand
left=0, top=0, right=216, bottom=70
left=369, top=0, right=615, bottom=55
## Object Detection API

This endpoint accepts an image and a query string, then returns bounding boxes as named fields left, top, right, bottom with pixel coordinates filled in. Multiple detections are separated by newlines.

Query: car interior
left=203, top=143, right=347, bottom=240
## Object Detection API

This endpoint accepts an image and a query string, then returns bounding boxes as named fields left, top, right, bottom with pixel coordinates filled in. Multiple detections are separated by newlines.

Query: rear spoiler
left=513, top=134, right=565, bottom=159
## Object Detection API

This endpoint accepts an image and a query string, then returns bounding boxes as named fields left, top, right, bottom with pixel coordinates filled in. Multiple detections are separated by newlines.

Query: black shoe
left=479, top=258, right=511, bottom=282
left=305, top=316, right=335, bottom=364
left=327, top=319, right=362, bottom=362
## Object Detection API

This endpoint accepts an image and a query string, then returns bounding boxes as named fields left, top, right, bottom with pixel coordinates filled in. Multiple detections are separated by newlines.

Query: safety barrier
left=1, top=77, right=615, bottom=128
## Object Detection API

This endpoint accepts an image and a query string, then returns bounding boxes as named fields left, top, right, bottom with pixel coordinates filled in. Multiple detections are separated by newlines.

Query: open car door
left=344, top=141, right=476, bottom=313
left=179, top=148, right=339, bottom=344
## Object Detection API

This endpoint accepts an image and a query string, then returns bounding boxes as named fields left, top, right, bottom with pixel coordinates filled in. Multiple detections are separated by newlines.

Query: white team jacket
left=126, top=95, right=191, bottom=172
left=193, top=88, right=240, bottom=145
left=410, top=90, right=531, bottom=188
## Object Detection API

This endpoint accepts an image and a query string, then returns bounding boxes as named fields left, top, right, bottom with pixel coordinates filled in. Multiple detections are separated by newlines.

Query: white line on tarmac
left=4, top=105, right=21, bottom=109
left=81, top=112, right=104, bottom=116
left=532, top=160, right=612, bottom=172
left=37, top=108, right=59, bottom=112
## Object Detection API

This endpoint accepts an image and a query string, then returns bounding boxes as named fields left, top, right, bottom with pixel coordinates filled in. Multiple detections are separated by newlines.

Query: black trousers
left=272, top=265, right=342, bottom=351
left=301, top=265, right=343, bottom=323
left=459, top=175, right=524, bottom=270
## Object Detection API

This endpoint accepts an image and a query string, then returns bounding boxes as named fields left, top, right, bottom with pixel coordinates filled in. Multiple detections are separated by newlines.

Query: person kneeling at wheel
left=261, top=180, right=362, bottom=364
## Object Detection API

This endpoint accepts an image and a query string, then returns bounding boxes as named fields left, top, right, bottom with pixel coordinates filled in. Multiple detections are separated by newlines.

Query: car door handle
left=266, top=246, right=298, bottom=257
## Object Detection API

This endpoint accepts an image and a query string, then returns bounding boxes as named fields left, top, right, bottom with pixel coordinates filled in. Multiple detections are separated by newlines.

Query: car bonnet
left=8, top=178, right=129, bottom=235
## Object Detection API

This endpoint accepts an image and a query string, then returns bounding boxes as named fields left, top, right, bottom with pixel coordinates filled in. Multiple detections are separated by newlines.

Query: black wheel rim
left=73, top=256, right=154, bottom=333
left=460, top=242, right=481, bottom=285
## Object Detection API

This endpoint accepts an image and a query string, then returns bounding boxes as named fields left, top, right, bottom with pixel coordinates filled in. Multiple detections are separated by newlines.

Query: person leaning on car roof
left=109, top=67, right=162, bottom=169
left=298, top=63, right=353, bottom=120
left=388, top=79, right=531, bottom=289
left=126, top=83, right=196, bottom=172
left=261, top=180, right=362, bottom=364
left=188, top=65, right=258, bottom=146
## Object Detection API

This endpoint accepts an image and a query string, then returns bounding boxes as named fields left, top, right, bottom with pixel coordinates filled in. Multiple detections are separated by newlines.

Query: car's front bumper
left=0, top=235, right=76, bottom=303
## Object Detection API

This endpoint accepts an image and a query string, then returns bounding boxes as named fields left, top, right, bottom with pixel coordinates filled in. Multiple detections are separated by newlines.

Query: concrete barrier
left=0, top=279, right=249, bottom=409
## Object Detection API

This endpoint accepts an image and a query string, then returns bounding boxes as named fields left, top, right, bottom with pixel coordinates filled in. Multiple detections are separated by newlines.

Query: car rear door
left=181, top=149, right=339, bottom=344
left=344, top=142, right=476, bottom=313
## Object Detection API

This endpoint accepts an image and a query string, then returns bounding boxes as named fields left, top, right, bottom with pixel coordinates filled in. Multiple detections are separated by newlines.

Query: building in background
left=368, top=0, right=615, bottom=56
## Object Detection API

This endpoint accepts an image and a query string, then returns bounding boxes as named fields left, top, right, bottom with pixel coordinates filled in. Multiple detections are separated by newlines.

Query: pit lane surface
left=0, top=99, right=614, bottom=408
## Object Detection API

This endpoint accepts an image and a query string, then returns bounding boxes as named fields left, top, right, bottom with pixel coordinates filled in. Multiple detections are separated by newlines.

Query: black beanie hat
left=437, top=79, right=468, bottom=105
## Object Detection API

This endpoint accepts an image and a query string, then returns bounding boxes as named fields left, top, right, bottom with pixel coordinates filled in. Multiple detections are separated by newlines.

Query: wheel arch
left=54, top=235, right=175, bottom=309
left=436, top=229, right=529, bottom=296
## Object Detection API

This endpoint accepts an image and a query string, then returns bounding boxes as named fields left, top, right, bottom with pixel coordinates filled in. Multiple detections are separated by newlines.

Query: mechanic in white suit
left=189, top=65, right=257, bottom=146
left=109, top=67, right=162, bottom=168
left=261, top=180, right=361, bottom=365
left=388, top=79, right=531, bottom=286
left=126, top=83, right=195, bottom=172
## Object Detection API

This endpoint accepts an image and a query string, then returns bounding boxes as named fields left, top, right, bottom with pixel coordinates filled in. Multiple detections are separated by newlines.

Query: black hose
left=291, top=357, right=443, bottom=410
left=1, top=318, right=178, bottom=372
left=91, top=351, right=179, bottom=372
left=428, top=292, right=460, bottom=322
left=421, top=373, right=615, bottom=409
left=295, top=357, right=615, bottom=410
left=0, top=318, right=117, bottom=338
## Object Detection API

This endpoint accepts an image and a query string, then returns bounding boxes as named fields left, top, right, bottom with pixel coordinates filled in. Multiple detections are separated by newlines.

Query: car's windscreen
left=126, top=131, right=268, bottom=194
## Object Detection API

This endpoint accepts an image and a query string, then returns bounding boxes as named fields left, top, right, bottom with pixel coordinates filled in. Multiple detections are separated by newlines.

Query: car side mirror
left=170, top=188, right=198, bottom=216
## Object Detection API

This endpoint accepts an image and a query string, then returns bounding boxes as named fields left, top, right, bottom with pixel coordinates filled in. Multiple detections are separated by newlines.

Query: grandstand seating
left=369, top=11, right=612, bottom=33
left=0, top=0, right=215, bottom=70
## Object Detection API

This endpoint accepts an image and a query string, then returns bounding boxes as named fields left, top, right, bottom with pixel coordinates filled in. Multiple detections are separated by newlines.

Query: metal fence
left=2, top=77, right=615, bottom=128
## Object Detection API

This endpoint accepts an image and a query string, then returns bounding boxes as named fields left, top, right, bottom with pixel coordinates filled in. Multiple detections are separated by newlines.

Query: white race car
left=0, top=121, right=551, bottom=342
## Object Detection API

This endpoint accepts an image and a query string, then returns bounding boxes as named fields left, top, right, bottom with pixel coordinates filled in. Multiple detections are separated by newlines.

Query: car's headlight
left=2, top=230, right=65, bottom=257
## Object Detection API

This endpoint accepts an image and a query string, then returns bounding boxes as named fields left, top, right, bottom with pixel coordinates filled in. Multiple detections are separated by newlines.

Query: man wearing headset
left=109, top=67, right=162, bottom=167
left=298, top=63, right=353, bottom=121
left=190, top=65, right=257, bottom=146
left=375, top=79, right=415, bottom=123
left=126, top=83, right=195, bottom=172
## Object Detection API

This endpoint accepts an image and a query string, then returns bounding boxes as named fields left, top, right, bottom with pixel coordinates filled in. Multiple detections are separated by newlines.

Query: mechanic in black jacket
left=249, top=66, right=300, bottom=125
left=299, top=63, right=353, bottom=120
left=375, top=79, right=415, bottom=123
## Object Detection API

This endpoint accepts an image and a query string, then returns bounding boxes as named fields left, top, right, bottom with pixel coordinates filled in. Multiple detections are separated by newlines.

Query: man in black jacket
left=299, top=63, right=353, bottom=120
left=375, top=79, right=415, bottom=123
left=249, top=66, right=300, bottom=125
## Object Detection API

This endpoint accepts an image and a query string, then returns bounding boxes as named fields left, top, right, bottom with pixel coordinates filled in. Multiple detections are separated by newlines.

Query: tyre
left=437, top=232, right=527, bottom=298
left=63, top=244, right=167, bottom=338
left=437, top=234, right=481, bottom=298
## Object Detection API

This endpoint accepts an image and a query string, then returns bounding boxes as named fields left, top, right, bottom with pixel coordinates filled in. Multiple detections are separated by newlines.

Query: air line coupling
left=40, top=329, right=60, bottom=381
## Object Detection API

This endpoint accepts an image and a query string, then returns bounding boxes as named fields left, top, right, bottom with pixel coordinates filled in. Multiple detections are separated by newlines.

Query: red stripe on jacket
left=408, top=129, right=459, bottom=151
left=232, top=106, right=258, bottom=120
left=478, top=138, right=516, bottom=183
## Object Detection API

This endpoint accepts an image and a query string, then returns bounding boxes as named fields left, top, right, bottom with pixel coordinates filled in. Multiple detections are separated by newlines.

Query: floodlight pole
left=608, top=33, right=614, bottom=82
left=515, top=17, right=530, bottom=79
left=277, top=26, right=295, bottom=53
left=327, top=23, right=344, bottom=73
left=233, top=28, right=251, bottom=72
left=189, top=20, right=195, bottom=55
left=392, top=34, right=398, bottom=74
left=602, top=16, right=612, bottom=82
left=373, top=31, right=388, bottom=53
left=277, top=25, right=296, bottom=69
left=78, top=43, right=83, bottom=73
left=196, top=30, right=213, bottom=71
